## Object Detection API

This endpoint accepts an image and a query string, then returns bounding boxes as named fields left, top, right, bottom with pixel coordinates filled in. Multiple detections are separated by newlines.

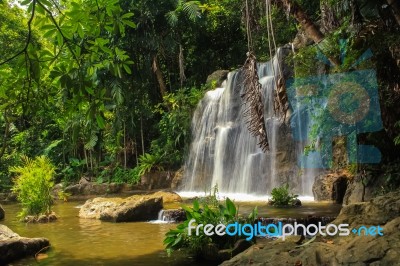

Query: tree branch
left=0, top=0, right=36, bottom=66
left=36, top=0, right=81, bottom=67
left=0, top=110, right=10, bottom=160
left=275, top=0, right=340, bottom=66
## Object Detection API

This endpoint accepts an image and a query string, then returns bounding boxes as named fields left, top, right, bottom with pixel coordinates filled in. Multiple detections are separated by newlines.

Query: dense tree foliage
left=0, top=0, right=399, bottom=192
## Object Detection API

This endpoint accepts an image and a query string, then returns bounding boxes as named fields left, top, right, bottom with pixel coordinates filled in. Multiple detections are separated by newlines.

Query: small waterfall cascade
left=181, top=48, right=317, bottom=197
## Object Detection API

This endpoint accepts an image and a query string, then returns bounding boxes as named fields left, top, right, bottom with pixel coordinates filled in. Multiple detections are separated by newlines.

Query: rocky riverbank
left=0, top=225, right=50, bottom=264
left=221, top=190, right=400, bottom=266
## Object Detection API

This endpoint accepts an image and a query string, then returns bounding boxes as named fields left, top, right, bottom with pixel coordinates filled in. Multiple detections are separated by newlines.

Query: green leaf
left=96, top=115, right=105, bottom=129
left=122, top=64, right=131, bottom=74
left=193, top=200, right=199, bottom=211
left=20, top=0, right=31, bottom=5
left=122, top=20, right=136, bottom=28
left=40, top=0, right=52, bottom=8
left=225, top=198, right=236, bottom=216
left=120, top=13, right=134, bottom=19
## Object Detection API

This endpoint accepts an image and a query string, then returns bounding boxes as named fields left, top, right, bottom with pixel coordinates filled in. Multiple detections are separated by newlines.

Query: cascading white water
left=181, top=48, right=317, bottom=197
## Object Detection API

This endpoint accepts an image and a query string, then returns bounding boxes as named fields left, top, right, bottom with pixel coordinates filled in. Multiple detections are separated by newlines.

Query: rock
left=201, top=239, right=252, bottom=263
left=0, top=225, right=50, bottom=264
left=312, top=170, right=351, bottom=203
left=151, top=191, right=182, bottom=204
left=171, top=168, right=184, bottom=190
left=23, top=212, right=58, bottom=223
left=158, top=209, right=186, bottom=222
left=79, top=194, right=163, bottom=222
left=141, top=171, right=174, bottom=190
left=334, top=190, right=400, bottom=227
left=206, top=70, right=229, bottom=88
left=221, top=191, right=400, bottom=266
left=292, top=29, right=314, bottom=49
left=0, top=204, right=4, bottom=220
left=342, top=172, right=384, bottom=205
left=291, top=198, right=302, bottom=207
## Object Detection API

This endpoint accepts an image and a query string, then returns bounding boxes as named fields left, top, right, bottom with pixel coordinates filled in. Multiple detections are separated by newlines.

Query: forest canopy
left=0, top=0, right=399, bottom=191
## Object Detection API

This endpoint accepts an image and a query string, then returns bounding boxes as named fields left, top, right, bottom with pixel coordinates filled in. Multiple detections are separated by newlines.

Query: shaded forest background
left=0, top=0, right=399, bottom=191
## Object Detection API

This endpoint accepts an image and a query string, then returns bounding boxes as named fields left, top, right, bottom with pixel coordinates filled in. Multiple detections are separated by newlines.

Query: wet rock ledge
left=0, top=224, right=50, bottom=264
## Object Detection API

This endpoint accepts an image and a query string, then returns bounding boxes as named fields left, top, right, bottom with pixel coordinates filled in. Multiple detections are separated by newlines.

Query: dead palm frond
left=241, top=52, right=269, bottom=152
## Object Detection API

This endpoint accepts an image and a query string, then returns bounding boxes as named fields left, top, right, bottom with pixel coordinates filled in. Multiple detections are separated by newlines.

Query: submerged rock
left=79, top=194, right=163, bottom=222
left=23, top=212, right=58, bottom=223
left=0, top=225, right=50, bottom=264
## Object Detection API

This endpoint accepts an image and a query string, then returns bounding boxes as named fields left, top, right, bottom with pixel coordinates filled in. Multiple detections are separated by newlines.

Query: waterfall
left=181, top=48, right=317, bottom=197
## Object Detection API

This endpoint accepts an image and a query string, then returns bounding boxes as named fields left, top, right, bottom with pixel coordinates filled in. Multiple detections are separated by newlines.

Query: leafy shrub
left=269, top=184, right=299, bottom=207
left=137, top=152, right=164, bottom=175
left=97, top=166, right=141, bottom=184
left=164, top=191, right=257, bottom=257
left=11, top=155, right=55, bottom=217
left=61, top=158, right=86, bottom=184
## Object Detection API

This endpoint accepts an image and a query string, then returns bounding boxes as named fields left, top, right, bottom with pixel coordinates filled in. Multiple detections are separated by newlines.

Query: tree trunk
left=140, top=115, right=145, bottom=156
left=0, top=114, right=10, bottom=160
left=276, top=0, right=340, bottom=66
left=152, top=55, right=168, bottom=97
left=123, top=122, right=127, bottom=169
left=387, top=0, right=400, bottom=26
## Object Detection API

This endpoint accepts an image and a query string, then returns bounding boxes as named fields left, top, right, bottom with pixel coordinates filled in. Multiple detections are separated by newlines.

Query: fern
left=11, top=156, right=55, bottom=217
left=84, top=132, right=98, bottom=150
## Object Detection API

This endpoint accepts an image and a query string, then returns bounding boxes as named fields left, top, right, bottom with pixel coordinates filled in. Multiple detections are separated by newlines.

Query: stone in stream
left=79, top=192, right=183, bottom=222
left=0, top=224, right=50, bottom=264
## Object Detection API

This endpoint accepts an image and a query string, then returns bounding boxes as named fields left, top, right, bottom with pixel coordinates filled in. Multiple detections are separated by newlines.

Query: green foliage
left=150, top=87, right=205, bottom=169
left=270, top=184, right=299, bottom=207
left=136, top=153, right=164, bottom=176
left=164, top=189, right=257, bottom=257
left=11, top=155, right=55, bottom=217
left=97, top=166, right=141, bottom=184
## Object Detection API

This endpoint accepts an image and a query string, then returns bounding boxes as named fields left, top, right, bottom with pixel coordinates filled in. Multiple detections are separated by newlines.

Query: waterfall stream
left=181, top=48, right=317, bottom=198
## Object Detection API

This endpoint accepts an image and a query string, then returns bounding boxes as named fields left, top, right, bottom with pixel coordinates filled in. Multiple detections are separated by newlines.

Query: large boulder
left=79, top=194, right=163, bottom=222
left=206, top=70, right=229, bottom=88
left=334, top=190, right=400, bottom=227
left=342, top=172, right=384, bottom=205
left=0, top=204, right=4, bottom=220
left=0, top=225, right=50, bottom=264
left=312, top=170, right=350, bottom=203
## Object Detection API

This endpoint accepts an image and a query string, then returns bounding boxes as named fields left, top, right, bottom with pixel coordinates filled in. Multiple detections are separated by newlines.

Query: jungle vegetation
left=0, top=0, right=399, bottom=193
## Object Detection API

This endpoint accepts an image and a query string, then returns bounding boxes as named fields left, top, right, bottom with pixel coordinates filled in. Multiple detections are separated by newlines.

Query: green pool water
left=1, top=199, right=341, bottom=265
left=1, top=201, right=204, bottom=266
